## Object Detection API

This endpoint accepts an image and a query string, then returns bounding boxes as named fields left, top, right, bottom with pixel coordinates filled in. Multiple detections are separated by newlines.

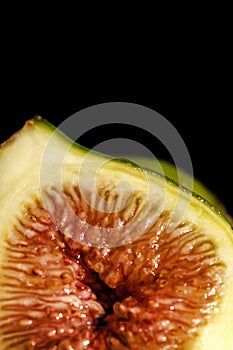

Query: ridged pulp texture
left=0, top=184, right=225, bottom=350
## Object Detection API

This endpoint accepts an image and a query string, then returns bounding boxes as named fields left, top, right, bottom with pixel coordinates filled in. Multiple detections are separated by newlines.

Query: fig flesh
left=0, top=117, right=233, bottom=349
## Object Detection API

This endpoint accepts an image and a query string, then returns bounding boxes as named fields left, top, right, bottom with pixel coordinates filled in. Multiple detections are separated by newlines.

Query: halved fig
left=0, top=117, right=233, bottom=350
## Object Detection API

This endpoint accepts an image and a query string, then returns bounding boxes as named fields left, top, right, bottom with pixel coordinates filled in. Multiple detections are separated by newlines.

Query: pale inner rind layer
left=0, top=119, right=233, bottom=349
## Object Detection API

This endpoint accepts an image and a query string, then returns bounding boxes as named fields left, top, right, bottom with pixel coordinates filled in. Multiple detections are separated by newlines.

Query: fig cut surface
left=0, top=117, right=233, bottom=350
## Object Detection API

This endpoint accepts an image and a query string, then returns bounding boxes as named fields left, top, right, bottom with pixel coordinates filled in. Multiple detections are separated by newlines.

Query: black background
left=2, top=16, right=232, bottom=218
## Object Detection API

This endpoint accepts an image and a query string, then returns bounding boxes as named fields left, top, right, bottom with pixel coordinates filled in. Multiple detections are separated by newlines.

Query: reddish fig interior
left=0, top=186, right=225, bottom=349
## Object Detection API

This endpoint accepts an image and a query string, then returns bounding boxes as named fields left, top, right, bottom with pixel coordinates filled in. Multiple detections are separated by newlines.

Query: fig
left=0, top=117, right=233, bottom=349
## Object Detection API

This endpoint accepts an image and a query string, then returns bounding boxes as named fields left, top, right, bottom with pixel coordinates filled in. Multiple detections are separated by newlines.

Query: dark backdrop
left=2, top=33, right=232, bottom=218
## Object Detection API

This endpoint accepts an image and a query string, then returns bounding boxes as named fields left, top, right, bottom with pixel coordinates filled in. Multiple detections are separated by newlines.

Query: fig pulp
left=0, top=117, right=233, bottom=349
